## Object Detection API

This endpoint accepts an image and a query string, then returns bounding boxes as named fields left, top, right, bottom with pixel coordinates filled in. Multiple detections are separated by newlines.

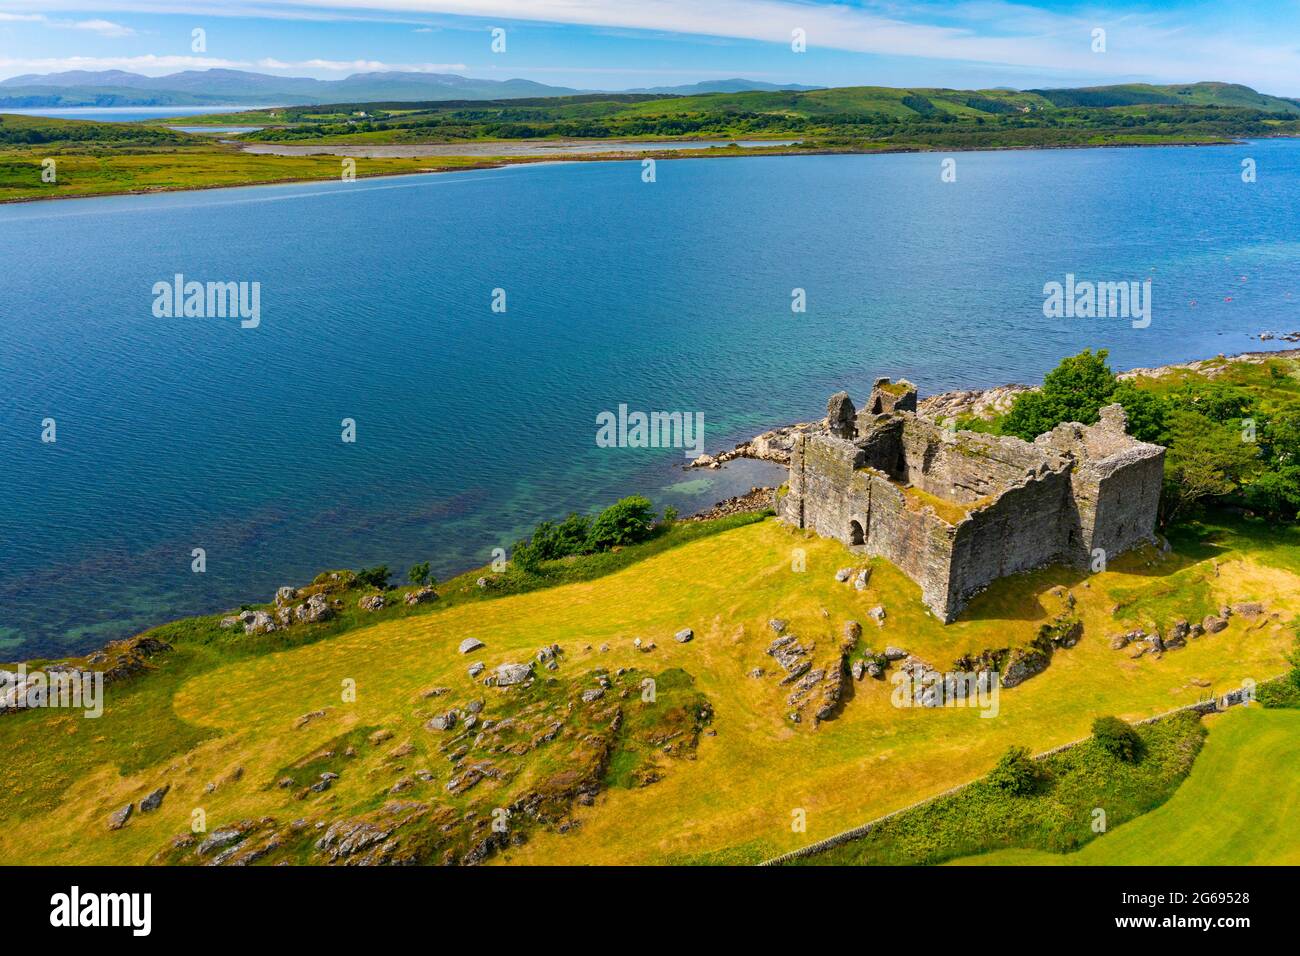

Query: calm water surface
left=2, top=142, right=1298, bottom=656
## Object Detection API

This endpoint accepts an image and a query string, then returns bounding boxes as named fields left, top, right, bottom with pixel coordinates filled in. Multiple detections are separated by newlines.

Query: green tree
left=1161, top=410, right=1260, bottom=525
left=1002, top=349, right=1118, bottom=441
left=1110, top=381, right=1170, bottom=445
left=1243, top=465, right=1300, bottom=519
left=356, top=565, right=391, bottom=590
left=1092, top=715, right=1142, bottom=762
left=586, top=495, right=657, bottom=552
left=407, top=562, right=431, bottom=586
left=986, top=745, right=1039, bottom=795
left=511, top=539, right=541, bottom=574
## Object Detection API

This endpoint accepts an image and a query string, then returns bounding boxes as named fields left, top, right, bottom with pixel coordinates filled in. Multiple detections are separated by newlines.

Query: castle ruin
left=777, top=378, right=1166, bottom=622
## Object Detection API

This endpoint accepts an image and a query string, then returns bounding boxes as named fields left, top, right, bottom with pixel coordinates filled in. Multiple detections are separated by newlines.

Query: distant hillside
left=0, top=69, right=814, bottom=107
left=624, top=79, right=823, bottom=95
left=1029, top=82, right=1300, bottom=115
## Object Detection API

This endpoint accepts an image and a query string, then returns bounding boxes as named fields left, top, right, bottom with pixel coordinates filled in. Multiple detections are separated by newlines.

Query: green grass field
left=948, top=707, right=1300, bottom=865
left=0, top=507, right=1294, bottom=865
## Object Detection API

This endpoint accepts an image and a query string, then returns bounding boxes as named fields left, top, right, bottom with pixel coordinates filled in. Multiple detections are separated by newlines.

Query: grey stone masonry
left=778, top=381, right=1164, bottom=622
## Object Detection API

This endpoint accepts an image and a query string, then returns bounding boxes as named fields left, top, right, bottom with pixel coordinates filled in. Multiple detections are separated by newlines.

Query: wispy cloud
left=0, top=53, right=468, bottom=75
left=3, top=1, right=1299, bottom=91
left=0, top=12, right=136, bottom=37
left=70, top=19, right=137, bottom=38
left=257, top=57, right=467, bottom=72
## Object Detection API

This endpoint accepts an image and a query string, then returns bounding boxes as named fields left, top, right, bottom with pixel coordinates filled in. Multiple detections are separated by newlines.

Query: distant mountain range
left=0, top=69, right=823, bottom=107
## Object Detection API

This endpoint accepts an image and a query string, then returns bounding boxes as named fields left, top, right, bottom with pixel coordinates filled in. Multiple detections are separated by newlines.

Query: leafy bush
left=586, top=495, right=657, bottom=551
left=1260, top=637, right=1300, bottom=709
left=987, top=745, right=1040, bottom=795
left=1161, top=410, right=1259, bottom=524
left=356, top=565, right=391, bottom=590
left=530, top=513, right=593, bottom=561
left=510, top=540, right=542, bottom=574
left=1093, top=715, right=1143, bottom=761
left=1002, top=349, right=1118, bottom=441
left=407, top=562, right=431, bottom=586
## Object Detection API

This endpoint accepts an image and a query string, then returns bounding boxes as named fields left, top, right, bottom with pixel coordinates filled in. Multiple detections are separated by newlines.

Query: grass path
left=947, top=707, right=1300, bottom=865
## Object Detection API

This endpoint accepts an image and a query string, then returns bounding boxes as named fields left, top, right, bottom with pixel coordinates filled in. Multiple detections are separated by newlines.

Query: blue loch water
left=2, top=141, right=1298, bottom=657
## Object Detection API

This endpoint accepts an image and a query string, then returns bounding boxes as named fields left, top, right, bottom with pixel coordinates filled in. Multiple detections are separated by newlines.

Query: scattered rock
left=1001, top=646, right=1051, bottom=687
left=426, top=712, right=458, bottom=732
left=835, top=567, right=853, bottom=583
left=140, top=785, right=169, bottom=813
left=853, top=568, right=871, bottom=591
left=368, top=728, right=394, bottom=746
left=359, top=593, right=385, bottom=612
left=293, top=709, right=327, bottom=730
left=494, top=662, right=534, bottom=686
left=1202, top=614, right=1229, bottom=634
left=1231, top=602, right=1265, bottom=618
left=458, top=637, right=485, bottom=654
left=242, top=610, right=277, bottom=635
left=867, top=606, right=886, bottom=625
left=1166, top=619, right=1191, bottom=649
left=405, top=587, right=438, bottom=606
left=468, top=662, right=485, bottom=679
left=581, top=688, right=605, bottom=703
left=884, top=646, right=908, bottom=661
left=107, top=803, right=133, bottom=831
left=768, top=619, right=788, bottom=634
left=294, top=593, right=334, bottom=624
left=674, top=628, right=694, bottom=644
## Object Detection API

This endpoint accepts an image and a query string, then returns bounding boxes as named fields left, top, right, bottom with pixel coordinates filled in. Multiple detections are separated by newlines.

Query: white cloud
left=2, top=1, right=1299, bottom=91
left=70, top=19, right=136, bottom=38
left=0, top=12, right=135, bottom=37
left=284, top=57, right=468, bottom=72
left=0, top=53, right=468, bottom=76
left=0, top=54, right=252, bottom=73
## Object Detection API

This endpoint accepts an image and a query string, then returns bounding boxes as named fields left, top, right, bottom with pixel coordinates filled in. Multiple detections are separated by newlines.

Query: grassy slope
left=790, top=708, right=1208, bottom=865
left=1, top=511, right=1293, bottom=866
left=0, top=147, right=503, bottom=202
left=948, top=706, right=1300, bottom=865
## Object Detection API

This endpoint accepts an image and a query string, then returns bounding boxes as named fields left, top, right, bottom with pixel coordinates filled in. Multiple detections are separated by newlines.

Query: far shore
left=0, top=132, right=1273, bottom=207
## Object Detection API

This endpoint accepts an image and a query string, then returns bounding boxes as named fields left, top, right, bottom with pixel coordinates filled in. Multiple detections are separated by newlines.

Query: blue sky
left=1, top=1, right=1297, bottom=94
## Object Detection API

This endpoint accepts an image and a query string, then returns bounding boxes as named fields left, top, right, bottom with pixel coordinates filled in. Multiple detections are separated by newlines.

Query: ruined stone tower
left=777, top=381, right=1165, bottom=622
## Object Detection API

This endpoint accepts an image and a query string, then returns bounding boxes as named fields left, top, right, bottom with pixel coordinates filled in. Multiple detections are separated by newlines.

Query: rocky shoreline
left=688, top=348, right=1300, bottom=470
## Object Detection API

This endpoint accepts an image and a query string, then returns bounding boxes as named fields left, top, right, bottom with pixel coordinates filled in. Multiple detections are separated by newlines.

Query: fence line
left=758, top=680, right=1274, bottom=866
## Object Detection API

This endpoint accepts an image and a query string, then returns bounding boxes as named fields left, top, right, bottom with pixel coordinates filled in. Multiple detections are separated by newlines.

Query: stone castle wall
left=781, top=383, right=1165, bottom=622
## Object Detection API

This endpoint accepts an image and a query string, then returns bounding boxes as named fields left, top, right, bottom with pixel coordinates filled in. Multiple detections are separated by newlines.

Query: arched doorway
left=849, top=519, right=865, bottom=546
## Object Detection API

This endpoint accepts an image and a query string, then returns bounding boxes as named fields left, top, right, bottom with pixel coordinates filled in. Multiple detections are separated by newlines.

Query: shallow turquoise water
left=2, top=142, right=1298, bottom=656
